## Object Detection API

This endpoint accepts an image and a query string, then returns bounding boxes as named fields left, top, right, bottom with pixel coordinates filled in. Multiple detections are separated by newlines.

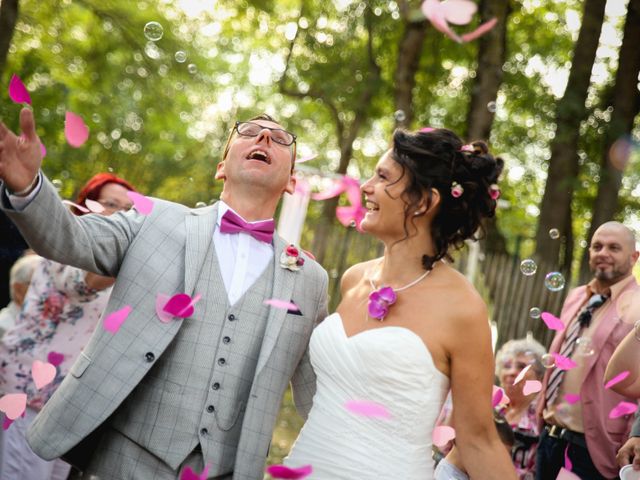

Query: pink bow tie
left=220, top=209, right=275, bottom=243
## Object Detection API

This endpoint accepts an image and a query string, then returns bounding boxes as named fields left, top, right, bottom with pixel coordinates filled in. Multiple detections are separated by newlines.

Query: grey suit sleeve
left=1, top=175, right=145, bottom=277
left=290, top=269, right=329, bottom=419
left=631, top=406, right=640, bottom=437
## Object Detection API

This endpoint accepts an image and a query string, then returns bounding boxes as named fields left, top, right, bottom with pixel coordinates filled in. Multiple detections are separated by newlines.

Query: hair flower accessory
left=280, top=244, right=304, bottom=271
left=460, top=144, right=474, bottom=152
left=451, top=182, right=464, bottom=198
left=368, top=286, right=397, bottom=320
left=489, top=184, right=500, bottom=200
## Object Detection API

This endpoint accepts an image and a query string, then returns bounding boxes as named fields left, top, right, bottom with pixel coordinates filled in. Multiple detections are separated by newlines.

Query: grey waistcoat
left=111, top=240, right=275, bottom=475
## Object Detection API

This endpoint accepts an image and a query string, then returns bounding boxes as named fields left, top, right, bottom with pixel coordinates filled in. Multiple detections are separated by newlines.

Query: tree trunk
left=393, top=20, right=427, bottom=129
left=578, top=0, right=640, bottom=280
left=0, top=0, right=19, bottom=79
left=534, top=0, right=607, bottom=267
left=465, top=0, right=510, bottom=254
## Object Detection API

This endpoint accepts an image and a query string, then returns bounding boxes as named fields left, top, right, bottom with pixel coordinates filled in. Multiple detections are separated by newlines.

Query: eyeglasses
left=97, top=199, right=133, bottom=212
left=234, top=121, right=296, bottom=146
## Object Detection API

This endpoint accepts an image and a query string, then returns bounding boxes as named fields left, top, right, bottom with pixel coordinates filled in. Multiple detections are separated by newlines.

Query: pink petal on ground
left=440, top=0, right=477, bottom=25
left=127, top=191, right=154, bottom=215
left=8, top=74, right=32, bottom=104
left=162, top=293, right=200, bottom=318
left=65, top=111, right=89, bottom=147
left=432, top=425, right=456, bottom=447
left=103, top=305, right=132, bottom=333
left=523, top=380, right=542, bottom=396
left=295, top=154, right=317, bottom=164
left=61, top=200, right=90, bottom=213
left=40, top=143, right=46, bottom=158
left=85, top=199, right=105, bottom=213
left=514, top=364, right=532, bottom=385
left=2, top=416, right=13, bottom=430
left=344, top=400, right=391, bottom=419
left=564, top=445, right=572, bottom=471
left=563, top=393, right=581, bottom=405
left=609, top=401, right=638, bottom=419
left=461, top=17, right=498, bottom=42
left=605, top=370, right=630, bottom=390
left=552, top=353, right=577, bottom=371
left=265, top=464, right=313, bottom=479
left=556, top=467, right=580, bottom=480
left=264, top=299, right=299, bottom=312
left=180, top=465, right=210, bottom=480
left=541, top=312, right=565, bottom=331
left=31, top=360, right=57, bottom=390
left=47, top=351, right=65, bottom=367
left=0, top=393, right=27, bottom=420
left=156, top=293, right=173, bottom=323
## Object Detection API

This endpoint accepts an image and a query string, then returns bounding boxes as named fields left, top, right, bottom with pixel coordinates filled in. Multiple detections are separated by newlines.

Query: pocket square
left=287, top=300, right=303, bottom=316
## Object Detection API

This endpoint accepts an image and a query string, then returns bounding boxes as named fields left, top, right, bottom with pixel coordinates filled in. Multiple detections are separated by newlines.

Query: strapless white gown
left=284, top=313, right=450, bottom=479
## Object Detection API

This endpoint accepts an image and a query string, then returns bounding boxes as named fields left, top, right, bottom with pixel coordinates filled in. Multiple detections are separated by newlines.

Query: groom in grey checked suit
left=0, top=109, right=328, bottom=479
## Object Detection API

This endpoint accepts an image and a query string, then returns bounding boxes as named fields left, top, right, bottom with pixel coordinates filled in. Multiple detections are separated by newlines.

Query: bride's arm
left=446, top=298, right=517, bottom=479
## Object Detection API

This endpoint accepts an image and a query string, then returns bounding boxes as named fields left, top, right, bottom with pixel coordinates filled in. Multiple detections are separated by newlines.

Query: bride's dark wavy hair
left=389, top=128, right=504, bottom=270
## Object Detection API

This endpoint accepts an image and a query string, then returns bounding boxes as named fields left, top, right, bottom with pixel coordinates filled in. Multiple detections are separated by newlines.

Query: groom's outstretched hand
left=0, top=107, right=43, bottom=193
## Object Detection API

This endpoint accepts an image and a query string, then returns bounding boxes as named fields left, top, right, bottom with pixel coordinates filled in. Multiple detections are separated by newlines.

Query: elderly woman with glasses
left=495, top=337, right=547, bottom=480
left=0, top=172, right=136, bottom=480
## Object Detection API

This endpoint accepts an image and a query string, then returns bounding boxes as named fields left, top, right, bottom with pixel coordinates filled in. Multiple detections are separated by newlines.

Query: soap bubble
left=520, top=259, right=537, bottom=276
left=541, top=353, right=556, bottom=369
left=144, top=21, right=164, bottom=41
left=195, top=201, right=207, bottom=208
left=549, top=228, right=560, bottom=239
left=174, top=51, right=187, bottom=63
left=575, top=337, right=595, bottom=356
left=51, top=179, right=63, bottom=191
left=393, top=110, right=406, bottom=122
left=487, top=101, right=497, bottom=113
left=187, top=63, right=198, bottom=74
left=529, top=307, right=541, bottom=319
left=544, top=272, right=566, bottom=292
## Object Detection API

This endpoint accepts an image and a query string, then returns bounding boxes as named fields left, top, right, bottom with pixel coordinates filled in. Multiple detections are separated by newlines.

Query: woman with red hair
left=0, top=173, right=136, bottom=480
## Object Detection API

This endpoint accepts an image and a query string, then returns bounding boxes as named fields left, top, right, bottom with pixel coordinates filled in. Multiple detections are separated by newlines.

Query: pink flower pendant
left=368, top=286, right=397, bottom=320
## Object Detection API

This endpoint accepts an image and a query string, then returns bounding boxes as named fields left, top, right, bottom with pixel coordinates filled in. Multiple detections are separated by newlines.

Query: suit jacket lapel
left=184, top=203, right=218, bottom=295
left=256, top=236, right=296, bottom=374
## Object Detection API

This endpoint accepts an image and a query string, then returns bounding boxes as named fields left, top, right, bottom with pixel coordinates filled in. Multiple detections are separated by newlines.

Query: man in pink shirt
left=536, top=221, right=640, bottom=479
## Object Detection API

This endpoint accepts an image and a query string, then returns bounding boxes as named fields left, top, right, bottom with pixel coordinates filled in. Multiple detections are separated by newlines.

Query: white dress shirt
left=214, top=201, right=274, bottom=305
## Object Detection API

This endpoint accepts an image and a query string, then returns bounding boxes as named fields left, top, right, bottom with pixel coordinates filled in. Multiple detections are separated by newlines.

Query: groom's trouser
left=84, top=425, right=232, bottom=479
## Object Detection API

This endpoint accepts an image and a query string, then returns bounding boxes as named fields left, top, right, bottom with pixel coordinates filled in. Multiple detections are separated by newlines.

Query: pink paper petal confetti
left=440, top=0, right=477, bottom=24
left=103, top=305, right=132, bottom=333
left=432, top=425, right=456, bottom=447
left=61, top=200, right=90, bottom=213
left=564, top=393, right=581, bottom=405
left=264, top=299, right=299, bottom=312
left=514, top=364, right=532, bottom=385
left=127, top=191, right=154, bottom=215
left=492, top=385, right=510, bottom=408
left=609, top=401, right=637, bottom=419
left=541, top=312, right=565, bottom=331
left=47, top=351, right=65, bottom=367
left=605, top=370, right=630, bottom=390
left=180, top=465, right=210, bottom=480
left=523, top=380, right=542, bottom=396
left=552, top=353, right=577, bottom=371
left=295, top=154, right=317, bottom=164
left=156, top=293, right=173, bottom=323
left=556, top=467, right=580, bottom=480
left=162, top=293, right=201, bottom=318
left=31, top=360, right=57, bottom=390
left=344, top=400, right=391, bottom=419
left=0, top=393, right=27, bottom=420
left=40, top=143, right=46, bottom=158
left=2, top=416, right=13, bottom=430
left=85, top=199, right=105, bottom=213
left=8, top=74, right=31, bottom=104
left=461, top=17, right=498, bottom=42
left=65, top=111, right=89, bottom=147
left=564, top=445, right=572, bottom=471
left=265, top=464, right=313, bottom=479
left=421, top=0, right=463, bottom=43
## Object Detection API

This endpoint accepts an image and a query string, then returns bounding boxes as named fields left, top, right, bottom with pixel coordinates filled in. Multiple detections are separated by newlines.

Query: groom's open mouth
left=246, top=149, right=271, bottom=164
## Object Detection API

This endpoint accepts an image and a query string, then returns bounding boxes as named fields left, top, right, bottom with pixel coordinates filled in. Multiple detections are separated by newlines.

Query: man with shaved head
left=536, top=222, right=640, bottom=480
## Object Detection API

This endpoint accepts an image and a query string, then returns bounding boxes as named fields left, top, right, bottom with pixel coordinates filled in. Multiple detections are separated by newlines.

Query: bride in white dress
left=285, top=128, right=518, bottom=479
